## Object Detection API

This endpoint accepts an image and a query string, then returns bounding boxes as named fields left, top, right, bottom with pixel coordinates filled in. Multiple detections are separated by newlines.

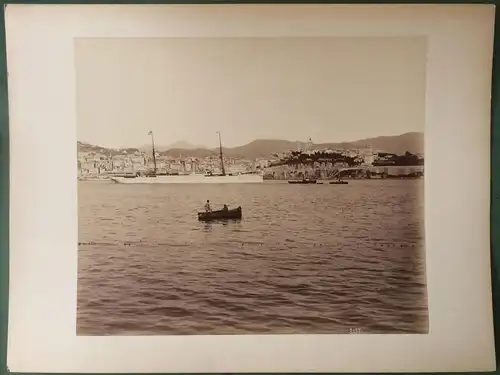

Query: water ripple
left=77, top=180, right=428, bottom=335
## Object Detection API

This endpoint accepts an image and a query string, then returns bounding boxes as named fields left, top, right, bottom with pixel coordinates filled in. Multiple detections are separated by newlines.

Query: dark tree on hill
left=373, top=151, right=424, bottom=166
left=278, top=151, right=361, bottom=167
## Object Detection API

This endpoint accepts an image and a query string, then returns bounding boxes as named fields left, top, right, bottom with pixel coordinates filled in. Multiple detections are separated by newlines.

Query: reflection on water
left=203, top=219, right=243, bottom=232
left=77, top=180, right=428, bottom=335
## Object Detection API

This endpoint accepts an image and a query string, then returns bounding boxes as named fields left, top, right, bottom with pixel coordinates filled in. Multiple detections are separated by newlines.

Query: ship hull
left=110, top=174, right=264, bottom=184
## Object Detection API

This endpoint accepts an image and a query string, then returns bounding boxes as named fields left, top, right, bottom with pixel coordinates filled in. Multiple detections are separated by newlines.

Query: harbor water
left=77, top=179, right=428, bottom=335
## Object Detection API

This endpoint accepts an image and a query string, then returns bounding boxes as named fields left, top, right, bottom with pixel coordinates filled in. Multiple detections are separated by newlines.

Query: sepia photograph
left=6, top=4, right=496, bottom=373
left=76, top=36, right=428, bottom=336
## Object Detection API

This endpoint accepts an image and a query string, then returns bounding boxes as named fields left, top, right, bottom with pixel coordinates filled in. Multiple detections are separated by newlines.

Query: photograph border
left=0, top=1, right=497, bottom=374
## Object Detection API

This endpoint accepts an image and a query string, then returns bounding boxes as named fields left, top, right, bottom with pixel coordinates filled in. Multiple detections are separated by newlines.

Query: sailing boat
left=110, top=131, right=264, bottom=184
left=144, top=130, right=158, bottom=177
left=330, top=169, right=348, bottom=184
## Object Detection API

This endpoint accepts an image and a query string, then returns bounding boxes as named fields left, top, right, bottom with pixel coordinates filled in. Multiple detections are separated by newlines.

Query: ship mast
left=217, top=131, right=226, bottom=176
left=148, top=130, right=157, bottom=174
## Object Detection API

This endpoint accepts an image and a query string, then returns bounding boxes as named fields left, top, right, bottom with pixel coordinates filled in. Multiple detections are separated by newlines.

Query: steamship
left=110, top=131, right=263, bottom=184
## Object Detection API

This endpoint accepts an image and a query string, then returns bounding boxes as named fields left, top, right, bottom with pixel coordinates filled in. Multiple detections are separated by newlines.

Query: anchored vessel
left=330, top=171, right=349, bottom=184
left=110, top=131, right=263, bottom=184
left=288, top=178, right=318, bottom=184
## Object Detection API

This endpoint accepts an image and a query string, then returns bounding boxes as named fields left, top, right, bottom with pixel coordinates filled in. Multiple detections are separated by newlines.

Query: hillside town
left=77, top=138, right=424, bottom=180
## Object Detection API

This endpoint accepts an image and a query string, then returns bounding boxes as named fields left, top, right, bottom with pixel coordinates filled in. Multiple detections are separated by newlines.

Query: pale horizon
left=75, top=37, right=426, bottom=149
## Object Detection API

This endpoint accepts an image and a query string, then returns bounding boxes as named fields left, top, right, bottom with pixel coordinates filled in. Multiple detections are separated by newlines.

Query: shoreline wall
left=262, top=165, right=424, bottom=180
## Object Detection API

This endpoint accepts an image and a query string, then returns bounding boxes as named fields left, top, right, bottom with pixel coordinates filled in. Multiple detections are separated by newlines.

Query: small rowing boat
left=288, top=179, right=317, bottom=184
left=330, top=180, right=348, bottom=185
left=197, top=206, right=243, bottom=221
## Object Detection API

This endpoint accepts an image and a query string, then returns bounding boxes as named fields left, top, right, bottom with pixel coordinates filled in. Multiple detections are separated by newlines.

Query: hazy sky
left=75, top=37, right=426, bottom=149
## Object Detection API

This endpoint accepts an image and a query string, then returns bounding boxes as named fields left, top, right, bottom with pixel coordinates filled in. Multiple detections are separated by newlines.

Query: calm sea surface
left=77, top=179, right=428, bottom=335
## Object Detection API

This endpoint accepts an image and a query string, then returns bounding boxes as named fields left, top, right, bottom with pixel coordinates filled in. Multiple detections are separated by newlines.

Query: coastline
left=77, top=175, right=424, bottom=182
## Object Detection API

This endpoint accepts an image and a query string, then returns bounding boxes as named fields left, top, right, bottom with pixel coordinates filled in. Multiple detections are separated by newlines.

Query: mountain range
left=138, top=140, right=204, bottom=151
left=78, top=132, right=424, bottom=159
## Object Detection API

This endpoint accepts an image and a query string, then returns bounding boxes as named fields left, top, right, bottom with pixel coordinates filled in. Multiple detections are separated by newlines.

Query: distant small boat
left=197, top=206, right=243, bottom=221
left=288, top=179, right=317, bottom=184
left=330, top=180, right=348, bottom=185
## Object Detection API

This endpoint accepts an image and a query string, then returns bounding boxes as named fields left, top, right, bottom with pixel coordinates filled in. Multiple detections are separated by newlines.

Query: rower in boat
left=204, top=200, right=212, bottom=213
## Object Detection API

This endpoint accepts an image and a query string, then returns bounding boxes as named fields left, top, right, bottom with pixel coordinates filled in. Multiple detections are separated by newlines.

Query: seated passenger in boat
left=223, top=204, right=229, bottom=211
